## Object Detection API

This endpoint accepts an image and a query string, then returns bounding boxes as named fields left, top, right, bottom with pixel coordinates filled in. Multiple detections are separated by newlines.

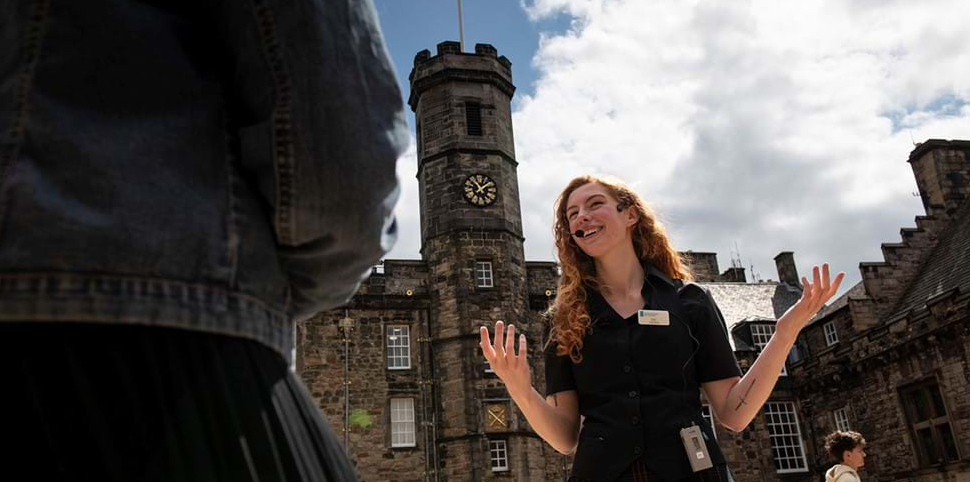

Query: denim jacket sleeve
left=225, top=0, right=409, bottom=320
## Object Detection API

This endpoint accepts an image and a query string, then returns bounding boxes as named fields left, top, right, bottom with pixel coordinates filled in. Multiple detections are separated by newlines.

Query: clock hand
left=476, top=181, right=494, bottom=193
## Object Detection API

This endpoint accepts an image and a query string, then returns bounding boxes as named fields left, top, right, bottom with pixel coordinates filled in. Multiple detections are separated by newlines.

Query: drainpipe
left=417, top=306, right=431, bottom=481
left=425, top=303, right=440, bottom=482
left=340, top=309, right=353, bottom=450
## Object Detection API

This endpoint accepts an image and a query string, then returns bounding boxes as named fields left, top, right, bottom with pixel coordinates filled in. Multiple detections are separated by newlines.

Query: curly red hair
left=547, top=176, right=692, bottom=363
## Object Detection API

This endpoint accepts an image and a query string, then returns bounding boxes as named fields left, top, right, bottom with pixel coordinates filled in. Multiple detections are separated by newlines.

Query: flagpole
left=457, top=0, right=465, bottom=52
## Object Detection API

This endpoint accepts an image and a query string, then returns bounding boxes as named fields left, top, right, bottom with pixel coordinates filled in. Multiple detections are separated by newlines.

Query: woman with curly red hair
left=481, top=175, right=843, bottom=481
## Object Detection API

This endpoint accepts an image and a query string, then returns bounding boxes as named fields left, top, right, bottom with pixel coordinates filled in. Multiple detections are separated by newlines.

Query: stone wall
left=790, top=290, right=970, bottom=481
left=297, top=306, right=433, bottom=481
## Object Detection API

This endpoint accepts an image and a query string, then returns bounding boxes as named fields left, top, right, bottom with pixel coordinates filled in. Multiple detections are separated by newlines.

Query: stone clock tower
left=408, top=41, right=549, bottom=480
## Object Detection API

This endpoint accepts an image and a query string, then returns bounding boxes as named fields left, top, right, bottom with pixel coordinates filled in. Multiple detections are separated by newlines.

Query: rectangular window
left=465, top=102, right=483, bottom=136
left=823, top=321, right=839, bottom=346
left=834, top=406, right=850, bottom=432
left=476, top=261, right=494, bottom=288
left=900, top=380, right=960, bottom=466
left=386, top=325, right=411, bottom=370
left=489, top=439, right=509, bottom=472
left=701, top=404, right=716, bottom=439
left=751, top=324, right=787, bottom=375
left=390, top=398, right=416, bottom=448
left=764, top=401, right=808, bottom=473
left=484, top=358, right=494, bottom=373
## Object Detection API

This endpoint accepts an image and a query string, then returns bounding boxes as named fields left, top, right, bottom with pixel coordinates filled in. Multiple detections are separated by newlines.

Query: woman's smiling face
left=565, top=182, right=636, bottom=258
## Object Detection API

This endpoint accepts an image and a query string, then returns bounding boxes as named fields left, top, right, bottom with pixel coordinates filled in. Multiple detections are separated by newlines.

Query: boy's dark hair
left=824, top=431, right=866, bottom=462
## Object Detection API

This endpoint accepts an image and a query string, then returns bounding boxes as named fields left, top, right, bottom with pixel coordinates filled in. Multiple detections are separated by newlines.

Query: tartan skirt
left=1, top=322, right=356, bottom=482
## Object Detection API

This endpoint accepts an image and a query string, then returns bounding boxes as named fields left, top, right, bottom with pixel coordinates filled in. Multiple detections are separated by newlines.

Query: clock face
left=462, top=173, right=497, bottom=207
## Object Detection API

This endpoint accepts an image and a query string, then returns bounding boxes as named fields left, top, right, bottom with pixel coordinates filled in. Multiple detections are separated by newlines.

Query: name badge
left=637, top=310, right=669, bottom=326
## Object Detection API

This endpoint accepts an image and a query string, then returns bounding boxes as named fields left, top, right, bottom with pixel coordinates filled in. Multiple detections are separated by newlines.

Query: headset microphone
left=571, top=202, right=627, bottom=238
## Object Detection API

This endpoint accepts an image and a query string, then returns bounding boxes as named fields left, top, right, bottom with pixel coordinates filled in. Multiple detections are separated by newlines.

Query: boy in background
left=824, top=430, right=867, bottom=482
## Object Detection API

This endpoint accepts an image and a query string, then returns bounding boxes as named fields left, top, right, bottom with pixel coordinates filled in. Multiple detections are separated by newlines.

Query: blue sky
left=372, top=0, right=970, bottom=297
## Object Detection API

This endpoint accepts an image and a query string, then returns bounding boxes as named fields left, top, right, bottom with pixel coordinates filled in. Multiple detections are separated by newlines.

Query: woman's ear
left=624, top=206, right=639, bottom=227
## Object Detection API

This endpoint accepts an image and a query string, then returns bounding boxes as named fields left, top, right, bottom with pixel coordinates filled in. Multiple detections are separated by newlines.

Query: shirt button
left=623, top=365, right=632, bottom=373
left=628, top=390, right=638, bottom=398
left=631, top=416, right=640, bottom=425
left=634, top=445, right=642, bottom=456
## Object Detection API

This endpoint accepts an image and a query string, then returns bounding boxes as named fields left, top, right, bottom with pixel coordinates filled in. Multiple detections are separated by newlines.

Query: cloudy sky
left=374, top=0, right=970, bottom=294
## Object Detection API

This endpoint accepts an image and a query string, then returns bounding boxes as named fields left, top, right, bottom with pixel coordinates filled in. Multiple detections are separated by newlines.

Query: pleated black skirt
left=1, top=322, right=356, bottom=482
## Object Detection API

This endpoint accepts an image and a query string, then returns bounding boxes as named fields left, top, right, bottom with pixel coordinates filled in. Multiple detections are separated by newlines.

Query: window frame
left=834, top=406, right=850, bottom=432
left=475, top=260, right=494, bottom=289
left=899, top=379, right=960, bottom=466
left=385, top=325, right=412, bottom=370
left=390, top=397, right=417, bottom=448
left=489, top=439, right=509, bottom=472
left=823, top=321, right=839, bottom=346
left=465, top=101, right=483, bottom=136
left=763, top=401, right=809, bottom=473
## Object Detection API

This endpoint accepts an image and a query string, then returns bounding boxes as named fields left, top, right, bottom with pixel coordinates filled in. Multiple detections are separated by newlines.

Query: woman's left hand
left=776, top=263, right=845, bottom=339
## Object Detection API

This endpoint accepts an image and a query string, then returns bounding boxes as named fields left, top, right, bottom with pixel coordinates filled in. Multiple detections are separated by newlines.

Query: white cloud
left=383, top=135, right=422, bottom=261
left=513, top=0, right=970, bottom=291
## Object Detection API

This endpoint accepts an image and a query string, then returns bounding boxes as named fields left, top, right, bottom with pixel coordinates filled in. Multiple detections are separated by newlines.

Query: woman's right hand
left=480, top=320, right=532, bottom=396
left=480, top=320, right=581, bottom=455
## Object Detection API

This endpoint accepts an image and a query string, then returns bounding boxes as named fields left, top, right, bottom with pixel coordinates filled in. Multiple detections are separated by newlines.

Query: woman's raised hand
left=777, top=263, right=845, bottom=338
left=480, top=320, right=532, bottom=396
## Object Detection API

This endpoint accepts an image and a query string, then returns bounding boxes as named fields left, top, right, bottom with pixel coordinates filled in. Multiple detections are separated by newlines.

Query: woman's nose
left=571, top=212, right=590, bottom=228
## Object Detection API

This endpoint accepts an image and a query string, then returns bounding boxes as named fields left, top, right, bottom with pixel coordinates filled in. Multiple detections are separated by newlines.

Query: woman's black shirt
left=544, top=264, right=742, bottom=481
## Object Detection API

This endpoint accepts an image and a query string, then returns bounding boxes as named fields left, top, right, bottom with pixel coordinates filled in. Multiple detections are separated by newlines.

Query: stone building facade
left=298, top=41, right=567, bottom=482
left=784, top=140, right=970, bottom=482
left=295, top=39, right=970, bottom=482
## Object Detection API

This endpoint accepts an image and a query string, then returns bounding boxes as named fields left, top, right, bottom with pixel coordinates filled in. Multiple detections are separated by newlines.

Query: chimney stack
left=909, top=139, right=970, bottom=220
left=681, top=251, right=719, bottom=282
left=774, top=252, right=800, bottom=288
left=720, top=267, right=746, bottom=282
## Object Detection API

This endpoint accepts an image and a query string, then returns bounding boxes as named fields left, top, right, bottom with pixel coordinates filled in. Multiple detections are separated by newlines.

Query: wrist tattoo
left=735, top=379, right=756, bottom=411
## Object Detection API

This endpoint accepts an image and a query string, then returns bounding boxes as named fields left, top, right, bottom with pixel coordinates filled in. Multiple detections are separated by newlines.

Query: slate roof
left=699, top=282, right=802, bottom=350
left=894, top=198, right=970, bottom=315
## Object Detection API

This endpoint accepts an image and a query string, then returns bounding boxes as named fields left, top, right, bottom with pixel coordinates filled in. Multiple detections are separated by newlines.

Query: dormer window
left=751, top=323, right=787, bottom=376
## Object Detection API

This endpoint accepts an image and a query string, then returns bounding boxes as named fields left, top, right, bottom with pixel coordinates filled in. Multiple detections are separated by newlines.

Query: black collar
left=644, top=262, right=676, bottom=287
left=587, top=262, right=680, bottom=323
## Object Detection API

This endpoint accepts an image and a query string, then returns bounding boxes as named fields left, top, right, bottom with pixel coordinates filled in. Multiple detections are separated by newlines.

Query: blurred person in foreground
left=0, top=0, right=407, bottom=480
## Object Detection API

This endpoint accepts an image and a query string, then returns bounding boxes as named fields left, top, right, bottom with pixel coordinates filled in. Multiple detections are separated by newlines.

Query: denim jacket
left=0, top=0, right=408, bottom=360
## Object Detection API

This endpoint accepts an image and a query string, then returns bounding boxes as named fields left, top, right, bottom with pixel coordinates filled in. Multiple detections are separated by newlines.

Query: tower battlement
left=408, top=42, right=514, bottom=111
left=411, top=41, right=511, bottom=69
